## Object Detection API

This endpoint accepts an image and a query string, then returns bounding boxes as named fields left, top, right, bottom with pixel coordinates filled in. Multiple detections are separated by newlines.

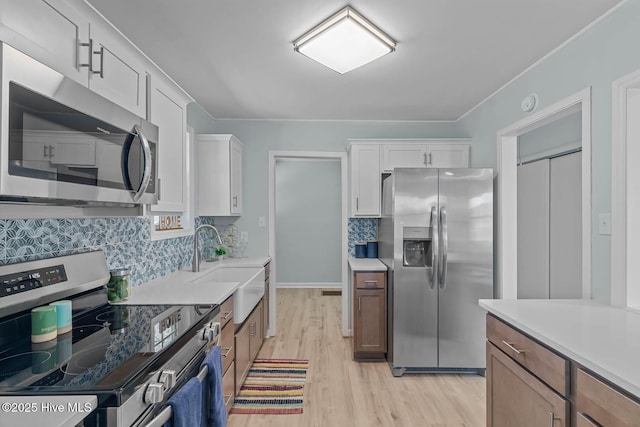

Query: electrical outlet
left=258, top=216, right=266, bottom=227
left=240, top=231, right=249, bottom=242
left=599, top=213, right=611, bottom=235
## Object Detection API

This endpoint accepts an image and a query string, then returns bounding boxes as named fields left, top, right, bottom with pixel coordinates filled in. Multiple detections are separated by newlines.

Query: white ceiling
left=87, top=0, right=622, bottom=121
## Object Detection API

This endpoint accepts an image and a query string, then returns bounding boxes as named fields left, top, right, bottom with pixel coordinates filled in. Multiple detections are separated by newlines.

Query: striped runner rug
left=230, top=358, right=309, bottom=415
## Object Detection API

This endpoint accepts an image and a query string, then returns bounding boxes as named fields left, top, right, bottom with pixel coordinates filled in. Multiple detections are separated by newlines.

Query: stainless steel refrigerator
left=379, top=168, right=493, bottom=376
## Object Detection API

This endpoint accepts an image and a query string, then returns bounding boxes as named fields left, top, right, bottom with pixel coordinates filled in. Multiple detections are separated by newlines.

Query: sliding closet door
left=517, top=159, right=550, bottom=299
left=549, top=152, right=582, bottom=298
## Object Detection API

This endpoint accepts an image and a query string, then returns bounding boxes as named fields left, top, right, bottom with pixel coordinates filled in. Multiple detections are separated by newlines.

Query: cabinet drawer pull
left=502, top=340, right=525, bottom=354
left=222, top=346, right=233, bottom=358
left=221, top=311, right=233, bottom=320
left=358, top=297, right=361, bottom=312
left=364, top=280, right=378, bottom=284
left=224, top=394, right=233, bottom=406
left=549, top=412, right=560, bottom=426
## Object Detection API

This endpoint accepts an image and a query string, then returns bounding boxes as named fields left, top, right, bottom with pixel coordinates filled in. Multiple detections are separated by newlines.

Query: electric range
left=0, top=251, right=220, bottom=426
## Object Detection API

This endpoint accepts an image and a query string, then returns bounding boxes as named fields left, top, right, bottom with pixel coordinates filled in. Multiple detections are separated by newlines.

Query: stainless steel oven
left=0, top=43, right=158, bottom=206
left=0, top=251, right=220, bottom=426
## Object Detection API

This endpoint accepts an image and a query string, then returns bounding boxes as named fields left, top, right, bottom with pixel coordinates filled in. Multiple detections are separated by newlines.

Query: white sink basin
left=195, top=266, right=265, bottom=324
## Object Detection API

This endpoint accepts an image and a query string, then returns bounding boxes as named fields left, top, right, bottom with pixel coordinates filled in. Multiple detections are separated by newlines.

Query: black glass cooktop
left=0, top=288, right=218, bottom=398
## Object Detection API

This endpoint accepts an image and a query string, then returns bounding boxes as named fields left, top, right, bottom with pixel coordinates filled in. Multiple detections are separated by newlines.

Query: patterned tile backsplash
left=0, top=217, right=222, bottom=287
left=348, top=218, right=378, bottom=256
left=0, top=216, right=377, bottom=286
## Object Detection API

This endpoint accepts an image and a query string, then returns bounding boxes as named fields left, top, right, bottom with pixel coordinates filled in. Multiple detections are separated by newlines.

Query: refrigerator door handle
left=430, top=205, right=438, bottom=289
left=439, top=206, right=449, bottom=289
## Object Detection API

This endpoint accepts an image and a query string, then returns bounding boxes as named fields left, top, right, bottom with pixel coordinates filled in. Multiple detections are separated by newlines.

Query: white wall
left=457, top=1, right=640, bottom=302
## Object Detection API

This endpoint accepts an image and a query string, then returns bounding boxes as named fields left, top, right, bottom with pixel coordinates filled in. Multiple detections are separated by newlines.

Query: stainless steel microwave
left=0, top=43, right=158, bottom=206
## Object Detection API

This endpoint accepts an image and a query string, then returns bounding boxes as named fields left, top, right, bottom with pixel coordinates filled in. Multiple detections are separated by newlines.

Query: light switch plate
left=599, top=213, right=611, bottom=235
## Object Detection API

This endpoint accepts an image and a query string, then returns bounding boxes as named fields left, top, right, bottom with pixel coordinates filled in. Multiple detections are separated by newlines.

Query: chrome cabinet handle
left=233, top=195, right=238, bottom=207
left=356, top=197, right=359, bottom=211
left=423, top=152, right=428, bottom=165
left=78, top=38, right=93, bottom=70
left=49, top=145, right=55, bottom=158
left=222, top=347, right=233, bottom=358
left=363, top=280, right=378, bottom=285
left=439, top=206, right=448, bottom=289
left=358, top=296, right=361, bottom=312
left=249, top=321, right=256, bottom=336
left=43, top=144, right=48, bottom=158
left=93, top=46, right=104, bottom=78
left=224, top=394, right=233, bottom=406
left=502, top=340, right=525, bottom=355
left=427, top=152, right=433, bottom=166
left=430, top=206, right=438, bottom=289
left=221, top=311, right=233, bottom=320
left=549, top=412, right=560, bottom=426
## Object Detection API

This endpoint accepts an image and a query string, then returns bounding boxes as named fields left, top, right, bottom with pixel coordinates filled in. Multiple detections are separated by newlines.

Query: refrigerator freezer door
left=438, top=168, right=493, bottom=369
left=391, top=168, right=439, bottom=369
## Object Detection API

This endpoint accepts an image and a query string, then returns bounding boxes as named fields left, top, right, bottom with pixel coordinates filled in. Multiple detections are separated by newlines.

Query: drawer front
left=576, top=413, right=599, bottom=427
left=220, top=296, right=234, bottom=328
left=223, top=361, right=235, bottom=413
left=355, top=272, right=385, bottom=289
left=220, top=322, right=234, bottom=374
left=577, top=368, right=640, bottom=427
left=486, top=315, right=568, bottom=396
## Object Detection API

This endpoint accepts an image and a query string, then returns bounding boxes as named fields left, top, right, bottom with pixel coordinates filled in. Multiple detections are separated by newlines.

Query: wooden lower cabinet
left=487, top=342, right=568, bottom=426
left=234, top=297, right=265, bottom=396
left=576, top=368, right=640, bottom=427
left=222, top=361, right=235, bottom=412
left=352, top=271, right=387, bottom=360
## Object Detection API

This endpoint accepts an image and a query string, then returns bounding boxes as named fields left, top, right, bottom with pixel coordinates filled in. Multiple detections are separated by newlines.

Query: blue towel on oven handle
left=164, top=376, right=203, bottom=427
left=200, top=345, right=227, bottom=427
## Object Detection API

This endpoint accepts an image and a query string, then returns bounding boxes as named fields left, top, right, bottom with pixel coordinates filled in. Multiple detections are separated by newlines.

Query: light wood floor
left=227, top=289, right=486, bottom=427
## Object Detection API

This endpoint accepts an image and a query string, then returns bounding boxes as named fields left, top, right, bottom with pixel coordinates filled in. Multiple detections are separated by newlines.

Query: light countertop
left=115, top=257, right=270, bottom=306
left=479, top=298, right=640, bottom=399
left=348, top=257, right=387, bottom=271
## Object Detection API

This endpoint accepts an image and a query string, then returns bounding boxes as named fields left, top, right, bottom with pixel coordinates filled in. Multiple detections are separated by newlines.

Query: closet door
left=549, top=152, right=582, bottom=298
left=517, top=160, right=550, bottom=299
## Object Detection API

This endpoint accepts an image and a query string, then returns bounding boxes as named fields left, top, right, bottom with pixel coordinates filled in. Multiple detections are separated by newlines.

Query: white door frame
left=611, top=69, right=640, bottom=308
left=268, top=151, right=349, bottom=337
left=496, top=87, right=592, bottom=299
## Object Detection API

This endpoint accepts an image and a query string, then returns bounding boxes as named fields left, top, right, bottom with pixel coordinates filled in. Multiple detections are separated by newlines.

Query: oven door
left=0, top=43, right=158, bottom=205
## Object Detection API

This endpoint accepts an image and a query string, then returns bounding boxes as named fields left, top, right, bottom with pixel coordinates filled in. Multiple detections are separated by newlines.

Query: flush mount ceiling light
left=293, top=6, right=396, bottom=74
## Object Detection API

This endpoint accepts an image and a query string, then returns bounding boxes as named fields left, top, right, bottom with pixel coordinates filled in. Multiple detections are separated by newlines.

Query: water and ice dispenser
left=402, top=227, right=432, bottom=267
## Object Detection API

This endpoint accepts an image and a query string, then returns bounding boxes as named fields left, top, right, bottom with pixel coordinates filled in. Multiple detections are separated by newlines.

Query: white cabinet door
left=351, top=144, right=380, bottom=217
left=89, top=21, right=147, bottom=118
left=0, top=0, right=89, bottom=86
left=230, top=139, right=243, bottom=215
left=22, top=133, right=96, bottom=166
left=148, top=77, right=188, bottom=213
left=381, top=144, right=428, bottom=172
left=197, top=134, right=244, bottom=217
left=425, top=143, right=470, bottom=168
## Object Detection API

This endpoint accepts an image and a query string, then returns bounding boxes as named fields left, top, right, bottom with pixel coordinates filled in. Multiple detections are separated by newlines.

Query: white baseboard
left=276, top=282, right=342, bottom=289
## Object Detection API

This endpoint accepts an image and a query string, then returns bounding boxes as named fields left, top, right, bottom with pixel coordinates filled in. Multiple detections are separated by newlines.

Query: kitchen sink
left=194, top=266, right=265, bottom=324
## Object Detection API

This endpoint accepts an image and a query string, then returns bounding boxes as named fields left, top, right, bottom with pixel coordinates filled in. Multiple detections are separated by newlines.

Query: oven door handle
left=145, top=363, right=210, bottom=427
left=121, top=124, right=152, bottom=203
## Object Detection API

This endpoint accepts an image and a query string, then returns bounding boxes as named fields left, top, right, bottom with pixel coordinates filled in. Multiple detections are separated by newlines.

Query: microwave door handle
left=439, top=206, right=448, bottom=289
left=123, top=124, right=152, bottom=203
left=429, top=206, right=438, bottom=289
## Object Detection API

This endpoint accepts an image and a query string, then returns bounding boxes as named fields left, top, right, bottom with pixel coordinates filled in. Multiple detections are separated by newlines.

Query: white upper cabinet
left=147, top=75, right=190, bottom=213
left=425, top=142, right=470, bottom=168
left=87, top=19, right=147, bottom=118
left=197, top=134, right=244, bottom=217
left=381, top=139, right=470, bottom=171
left=0, top=0, right=146, bottom=117
left=350, top=143, right=381, bottom=217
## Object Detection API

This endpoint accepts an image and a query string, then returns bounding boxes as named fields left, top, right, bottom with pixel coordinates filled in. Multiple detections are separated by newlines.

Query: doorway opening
left=267, top=151, right=348, bottom=337
left=496, top=88, right=592, bottom=299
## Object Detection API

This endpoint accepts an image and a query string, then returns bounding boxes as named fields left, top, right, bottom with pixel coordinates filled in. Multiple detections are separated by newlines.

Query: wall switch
left=258, top=216, right=266, bottom=227
left=599, top=213, right=611, bottom=235
left=240, top=231, right=249, bottom=242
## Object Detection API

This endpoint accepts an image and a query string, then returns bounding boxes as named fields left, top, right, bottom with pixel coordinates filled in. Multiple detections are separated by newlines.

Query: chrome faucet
left=192, top=224, right=224, bottom=272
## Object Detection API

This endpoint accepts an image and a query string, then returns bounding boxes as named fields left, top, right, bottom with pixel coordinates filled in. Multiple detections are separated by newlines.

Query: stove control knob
left=144, top=383, right=164, bottom=404
left=159, top=370, right=177, bottom=390
left=203, top=324, right=219, bottom=342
